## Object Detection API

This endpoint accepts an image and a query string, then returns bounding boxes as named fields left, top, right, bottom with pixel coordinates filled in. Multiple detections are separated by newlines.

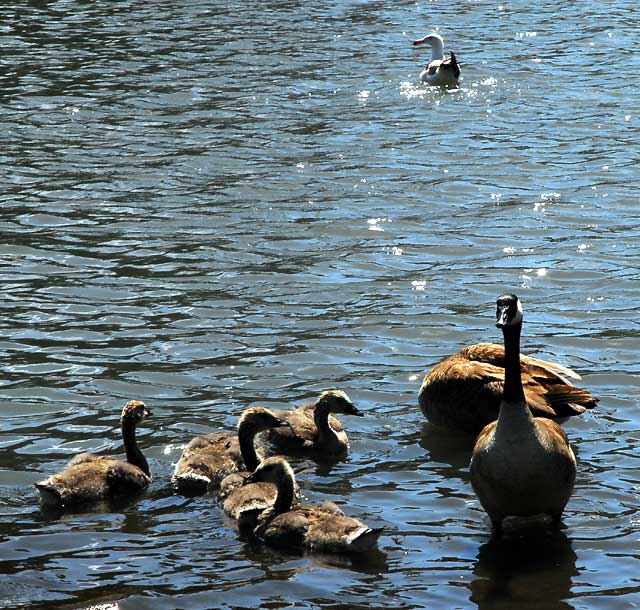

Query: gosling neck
left=238, top=423, right=260, bottom=471
left=122, top=417, right=150, bottom=477
left=313, top=401, right=339, bottom=446
left=273, top=468, right=295, bottom=515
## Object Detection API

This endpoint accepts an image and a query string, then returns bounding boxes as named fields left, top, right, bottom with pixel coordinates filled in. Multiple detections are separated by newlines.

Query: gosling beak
left=144, top=408, right=152, bottom=417
left=346, top=402, right=364, bottom=417
left=496, top=305, right=510, bottom=329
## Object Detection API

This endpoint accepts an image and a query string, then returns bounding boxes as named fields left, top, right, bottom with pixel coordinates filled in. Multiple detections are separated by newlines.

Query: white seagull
left=413, top=33, right=460, bottom=87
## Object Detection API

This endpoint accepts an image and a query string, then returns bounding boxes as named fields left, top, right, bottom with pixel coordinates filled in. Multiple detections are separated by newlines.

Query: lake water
left=1, top=1, right=639, bottom=608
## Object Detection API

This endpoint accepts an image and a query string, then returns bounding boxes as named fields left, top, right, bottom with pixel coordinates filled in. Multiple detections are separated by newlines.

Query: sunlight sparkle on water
left=368, top=217, right=391, bottom=232
left=399, top=81, right=427, bottom=99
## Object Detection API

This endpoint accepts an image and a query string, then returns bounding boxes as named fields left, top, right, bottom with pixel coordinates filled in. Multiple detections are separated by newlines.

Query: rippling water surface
left=1, top=1, right=639, bottom=608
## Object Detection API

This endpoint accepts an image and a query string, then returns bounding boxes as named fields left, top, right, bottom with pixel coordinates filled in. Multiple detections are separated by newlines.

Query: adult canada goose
left=267, top=390, right=363, bottom=459
left=35, top=400, right=152, bottom=509
left=172, top=406, right=287, bottom=496
left=419, top=341, right=597, bottom=437
left=470, top=294, right=578, bottom=533
left=413, top=33, right=460, bottom=87
left=243, top=456, right=383, bottom=553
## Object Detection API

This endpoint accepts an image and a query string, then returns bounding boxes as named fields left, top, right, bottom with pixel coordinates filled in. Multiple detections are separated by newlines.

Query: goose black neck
left=273, top=469, right=295, bottom=515
left=121, top=417, right=150, bottom=477
left=238, top=424, right=260, bottom=471
left=502, top=322, right=525, bottom=403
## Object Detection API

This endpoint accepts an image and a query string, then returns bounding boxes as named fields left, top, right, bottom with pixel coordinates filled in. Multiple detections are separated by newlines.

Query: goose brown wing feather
left=47, top=458, right=112, bottom=490
left=67, top=452, right=102, bottom=467
left=173, top=432, right=250, bottom=485
left=543, top=386, right=597, bottom=412
left=257, top=509, right=309, bottom=548
left=106, top=461, right=151, bottom=493
left=458, top=343, right=506, bottom=365
left=420, top=346, right=596, bottom=434
left=521, top=354, right=581, bottom=381
left=458, top=344, right=581, bottom=381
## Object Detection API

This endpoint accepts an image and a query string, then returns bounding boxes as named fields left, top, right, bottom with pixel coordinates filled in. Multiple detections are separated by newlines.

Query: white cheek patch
left=509, top=299, right=524, bottom=325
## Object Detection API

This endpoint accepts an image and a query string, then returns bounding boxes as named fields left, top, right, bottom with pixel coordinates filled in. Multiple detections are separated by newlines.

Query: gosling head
left=316, top=390, right=363, bottom=416
left=413, top=33, right=445, bottom=53
left=496, top=293, right=523, bottom=329
left=243, top=456, right=293, bottom=486
left=120, top=400, right=152, bottom=424
left=238, top=406, right=290, bottom=432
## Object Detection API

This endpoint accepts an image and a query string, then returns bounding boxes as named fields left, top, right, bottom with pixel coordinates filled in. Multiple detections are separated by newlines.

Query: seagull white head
left=413, top=33, right=445, bottom=60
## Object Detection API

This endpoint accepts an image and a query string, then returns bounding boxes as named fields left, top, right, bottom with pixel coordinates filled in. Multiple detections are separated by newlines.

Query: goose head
left=120, top=400, right=152, bottom=424
left=316, top=390, right=363, bottom=416
left=496, top=294, right=523, bottom=328
left=243, top=456, right=293, bottom=486
left=238, top=406, right=289, bottom=432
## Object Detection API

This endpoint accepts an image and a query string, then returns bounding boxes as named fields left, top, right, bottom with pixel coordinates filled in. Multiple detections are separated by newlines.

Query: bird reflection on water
left=243, top=536, right=388, bottom=575
left=469, top=529, right=578, bottom=609
left=419, top=422, right=475, bottom=477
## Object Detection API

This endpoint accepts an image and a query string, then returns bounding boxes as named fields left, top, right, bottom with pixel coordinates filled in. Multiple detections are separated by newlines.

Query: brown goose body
left=172, top=407, right=286, bottom=496
left=219, top=477, right=301, bottom=532
left=470, top=295, right=578, bottom=532
left=419, top=342, right=597, bottom=436
left=244, top=456, right=383, bottom=553
left=267, top=390, right=363, bottom=458
left=35, top=401, right=152, bottom=509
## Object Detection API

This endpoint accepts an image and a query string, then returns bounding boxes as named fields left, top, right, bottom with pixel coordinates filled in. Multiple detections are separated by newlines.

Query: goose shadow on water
left=242, top=535, right=389, bottom=575
left=468, top=529, right=578, bottom=610
left=418, top=422, right=476, bottom=479
left=36, top=490, right=149, bottom=522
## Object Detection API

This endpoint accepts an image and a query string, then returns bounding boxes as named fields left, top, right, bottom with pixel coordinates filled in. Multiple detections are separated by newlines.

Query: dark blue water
left=1, top=1, right=638, bottom=608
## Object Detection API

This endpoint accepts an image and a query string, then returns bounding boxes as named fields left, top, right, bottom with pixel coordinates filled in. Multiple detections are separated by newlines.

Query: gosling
left=267, top=390, right=363, bottom=459
left=172, top=406, right=287, bottom=496
left=35, top=400, right=152, bottom=509
left=244, top=456, right=383, bottom=553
